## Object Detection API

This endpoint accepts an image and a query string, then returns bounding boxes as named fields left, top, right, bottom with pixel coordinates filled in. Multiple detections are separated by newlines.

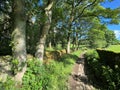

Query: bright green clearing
left=106, top=45, right=120, bottom=52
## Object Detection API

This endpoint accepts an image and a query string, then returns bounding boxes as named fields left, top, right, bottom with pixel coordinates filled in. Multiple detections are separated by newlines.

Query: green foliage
left=88, top=29, right=107, bottom=48
left=105, top=30, right=118, bottom=46
left=11, top=59, right=19, bottom=75
left=0, top=77, right=16, bottom=90
left=11, top=59, right=26, bottom=75
left=53, top=44, right=63, bottom=50
left=53, top=7, right=64, bottom=20
left=85, top=49, right=120, bottom=89
left=0, top=50, right=81, bottom=90
left=85, top=50, right=99, bottom=60
left=1, top=0, right=120, bottom=89
left=22, top=60, right=43, bottom=90
left=22, top=50, right=81, bottom=90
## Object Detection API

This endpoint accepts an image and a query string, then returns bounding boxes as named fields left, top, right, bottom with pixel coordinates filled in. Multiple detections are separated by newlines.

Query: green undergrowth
left=45, top=44, right=63, bottom=52
left=0, top=50, right=82, bottom=90
left=85, top=49, right=120, bottom=90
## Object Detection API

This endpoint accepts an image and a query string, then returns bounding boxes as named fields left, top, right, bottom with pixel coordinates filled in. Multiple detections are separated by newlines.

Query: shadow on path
left=68, top=52, right=96, bottom=90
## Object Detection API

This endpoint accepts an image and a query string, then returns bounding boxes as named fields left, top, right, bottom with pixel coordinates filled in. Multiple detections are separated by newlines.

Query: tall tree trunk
left=48, top=40, right=52, bottom=49
left=75, top=33, right=78, bottom=51
left=67, top=33, right=71, bottom=53
left=12, top=0, right=26, bottom=83
left=66, top=9, right=74, bottom=53
left=48, top=31, right=52, bottom=49
left=35, top=1, right=53, bottom=61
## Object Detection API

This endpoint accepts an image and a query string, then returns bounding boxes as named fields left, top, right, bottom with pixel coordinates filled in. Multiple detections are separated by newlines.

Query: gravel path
left=68, top=52, right=95, bottom=90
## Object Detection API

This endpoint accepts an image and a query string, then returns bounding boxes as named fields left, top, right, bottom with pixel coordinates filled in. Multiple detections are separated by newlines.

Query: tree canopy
left=0, top=0, right=120, bottom=84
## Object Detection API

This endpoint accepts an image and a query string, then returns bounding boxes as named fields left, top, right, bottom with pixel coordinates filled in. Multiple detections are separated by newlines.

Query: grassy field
left=106, top=45, right=120, bottom=52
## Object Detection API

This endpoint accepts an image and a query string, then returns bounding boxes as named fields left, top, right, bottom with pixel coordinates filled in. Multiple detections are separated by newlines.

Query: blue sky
left=101, top=0, right=120, bottom=40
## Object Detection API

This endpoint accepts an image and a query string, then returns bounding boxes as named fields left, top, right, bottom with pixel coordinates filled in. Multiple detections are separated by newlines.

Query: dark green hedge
left=96, top=49, right=120, bottom=69
left=85, top=50, right=120, bottom=89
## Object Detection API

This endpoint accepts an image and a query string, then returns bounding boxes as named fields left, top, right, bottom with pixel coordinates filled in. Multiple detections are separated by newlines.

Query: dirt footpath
left=68, top=52, right=95, bottom=90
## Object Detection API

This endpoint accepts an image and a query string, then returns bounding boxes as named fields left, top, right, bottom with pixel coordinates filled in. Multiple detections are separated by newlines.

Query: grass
left=45, top=44, right=63, bottom=52
left=105, top=45, right=120, bottom=52
left=0, top=49, right=83, bottom=90
left=71, top=50, right=83, bottom=56
left=23, top=50, right=83, bottom=90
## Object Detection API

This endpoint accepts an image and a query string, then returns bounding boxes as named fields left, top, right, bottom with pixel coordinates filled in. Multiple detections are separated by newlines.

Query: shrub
left=22, top=57, right=74, bottom=90
left=85, top=50, right=120, bottom=90
left=22, top=50, right=81, bottom=90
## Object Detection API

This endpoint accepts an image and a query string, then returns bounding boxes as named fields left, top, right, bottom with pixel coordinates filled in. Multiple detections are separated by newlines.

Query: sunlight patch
left=114, top=30, right=120, bottom=40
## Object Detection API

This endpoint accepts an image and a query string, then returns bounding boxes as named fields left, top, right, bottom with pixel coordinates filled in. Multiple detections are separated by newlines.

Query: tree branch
left=45, top=0, right=54, bottom=11
left=73, top=0, right=97, bottom=22
left=75, top=0, right=83, bottom=7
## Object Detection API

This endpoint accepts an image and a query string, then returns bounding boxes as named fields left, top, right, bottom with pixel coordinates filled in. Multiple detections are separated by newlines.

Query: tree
left=105, top=30, right=118, bottom=46
left=35, top=0, right=54, bottom=61
left=12, top=0, right=27, bottom=83
left=58, top=0, right=98, bottom=53
left=72, top=0, right=120, bottom=49
left=88, top=29, right=106, bottom=48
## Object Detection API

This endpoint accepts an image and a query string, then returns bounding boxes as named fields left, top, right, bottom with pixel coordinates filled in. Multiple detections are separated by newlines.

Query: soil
left=68, top=52, right=96, bottom=90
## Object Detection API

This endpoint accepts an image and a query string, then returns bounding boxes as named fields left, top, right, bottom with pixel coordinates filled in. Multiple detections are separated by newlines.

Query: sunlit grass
left=71, top=50, right=83, bottom=57
left=45, top=44, right=63, bottom=52
left=106, top=45, right=120, bottom=52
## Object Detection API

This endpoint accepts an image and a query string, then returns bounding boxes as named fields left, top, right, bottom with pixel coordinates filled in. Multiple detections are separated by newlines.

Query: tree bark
left=49, top=41, right=52, bottom=49
left=66, top=9, right=74, bottom=53
left=75, top=33, right=78, bottom=51
left=67, top=33, right=71, bottom=53
left=12, top=0, right=26, bottom=83
left=35, top=1, right=53, bottom=61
